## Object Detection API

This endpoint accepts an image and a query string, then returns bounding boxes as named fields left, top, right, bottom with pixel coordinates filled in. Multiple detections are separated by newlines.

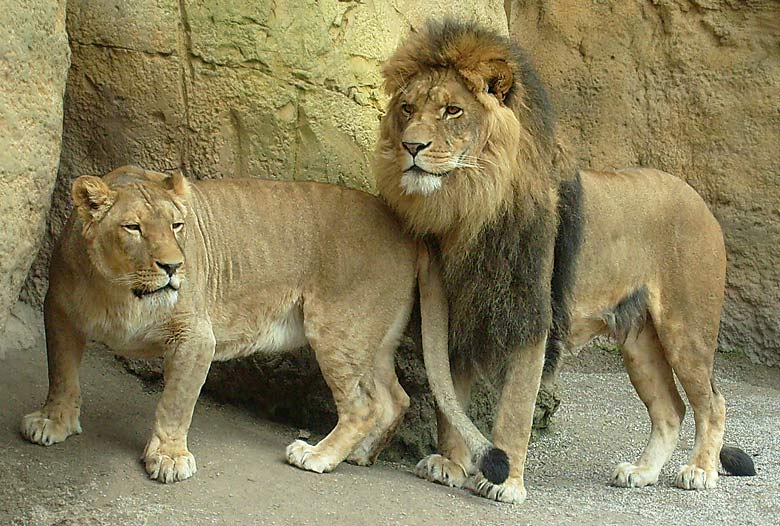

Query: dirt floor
left=1, top=303, right=779, bottom=526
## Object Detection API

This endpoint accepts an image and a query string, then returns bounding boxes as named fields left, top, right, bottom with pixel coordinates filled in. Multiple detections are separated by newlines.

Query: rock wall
left=0, top=0, right=70, bottom=348
left=508, top=0, right=780, bottom=367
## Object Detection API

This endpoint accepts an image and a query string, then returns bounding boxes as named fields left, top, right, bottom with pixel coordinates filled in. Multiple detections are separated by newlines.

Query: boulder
left=0, top=0, right=69, bottom=347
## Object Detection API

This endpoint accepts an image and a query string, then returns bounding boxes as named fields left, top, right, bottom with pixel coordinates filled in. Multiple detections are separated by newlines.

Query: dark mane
left=401, top=20, right=579, bottom=372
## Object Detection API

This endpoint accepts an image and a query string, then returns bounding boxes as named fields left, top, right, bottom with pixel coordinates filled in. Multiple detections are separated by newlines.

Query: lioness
left=21, top=165, right=420, bottom=482
left=375, top=20, right=754, bottom=503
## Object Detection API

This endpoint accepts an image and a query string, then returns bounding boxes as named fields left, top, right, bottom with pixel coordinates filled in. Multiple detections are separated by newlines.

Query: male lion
left=21, top=165, right=420, bottom=482
left=375, top=20, right=754, bottom=504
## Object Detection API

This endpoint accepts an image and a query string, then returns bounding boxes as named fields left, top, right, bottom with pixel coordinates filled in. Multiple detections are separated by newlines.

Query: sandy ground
left=1, top=303, right=779, bottom=526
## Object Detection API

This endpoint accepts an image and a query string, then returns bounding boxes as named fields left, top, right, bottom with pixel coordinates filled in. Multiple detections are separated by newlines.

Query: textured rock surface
left=0, top=0, right=69, bottom=337
left=508, top=0, right=780, bottom=367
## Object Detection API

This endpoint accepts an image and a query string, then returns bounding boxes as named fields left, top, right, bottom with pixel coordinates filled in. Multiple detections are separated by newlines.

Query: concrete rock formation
left=507, top=0, right=780, bottom=367
left=0, top=0, right=70, bottom=344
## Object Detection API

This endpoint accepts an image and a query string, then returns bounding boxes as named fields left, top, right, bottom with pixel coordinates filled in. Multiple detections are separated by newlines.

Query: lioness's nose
left=402, top=141, right=431, bottom=156
left=156, top=261, right=182, bottom=276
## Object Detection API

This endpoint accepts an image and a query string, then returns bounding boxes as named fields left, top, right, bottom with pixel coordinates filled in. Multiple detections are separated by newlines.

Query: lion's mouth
left=404, top=165, right=449, bottom=178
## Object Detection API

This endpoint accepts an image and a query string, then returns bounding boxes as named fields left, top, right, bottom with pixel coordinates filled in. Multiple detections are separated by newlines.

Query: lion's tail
left=417, top=245, right=510, bottom=485
left=720, top=445, right=756, bottom=476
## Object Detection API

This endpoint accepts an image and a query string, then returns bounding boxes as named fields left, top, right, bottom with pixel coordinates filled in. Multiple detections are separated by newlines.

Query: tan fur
left=378, top=21, right=733, bottom=503
left=21, top=165, right=418, bottom=483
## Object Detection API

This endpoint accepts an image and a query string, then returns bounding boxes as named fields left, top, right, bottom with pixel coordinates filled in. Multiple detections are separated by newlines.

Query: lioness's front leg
left=143, top=325, right=215, bottom=483
left=21, top=297, right=85, bottom=446
left=470, top=337, right=546, bottom=504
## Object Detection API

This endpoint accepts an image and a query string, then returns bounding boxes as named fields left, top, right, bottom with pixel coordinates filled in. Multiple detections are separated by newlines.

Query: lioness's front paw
left=467, top=473, right=527, bottom=504
left=286, top=439, right=338, bottom=474
left=415, top=454, right=468, bottom=488
left=143, top=439, right=196, bottom=483
left=21, top=409, right=82, bottom=446
left=611, top=462, right=659, bottom=488
left=676, top=464, right=717, bottom=490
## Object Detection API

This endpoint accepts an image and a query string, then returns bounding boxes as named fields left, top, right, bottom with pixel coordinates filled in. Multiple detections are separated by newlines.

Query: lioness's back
left=189, top=178, right=415, bottom=287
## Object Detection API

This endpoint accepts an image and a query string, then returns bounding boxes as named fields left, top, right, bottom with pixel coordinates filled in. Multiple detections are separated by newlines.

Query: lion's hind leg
left=613, top=322, right=685, bottom=488
left=657, top=327, right=725, bottom=490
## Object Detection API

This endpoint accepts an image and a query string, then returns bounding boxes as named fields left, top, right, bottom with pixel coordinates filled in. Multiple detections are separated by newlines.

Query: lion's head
left=375, top=20, right=559, bottom=247
left=71, top=165, right=189, bottom=301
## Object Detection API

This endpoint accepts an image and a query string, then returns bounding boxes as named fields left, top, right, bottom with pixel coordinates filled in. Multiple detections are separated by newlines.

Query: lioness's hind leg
left=21, top=299, right=85, bottom=446
left=287, top=316, right=380, bottom=474
left=346, top=329, right=410, bottom=466
left=613, top=323, right=685, bottom=488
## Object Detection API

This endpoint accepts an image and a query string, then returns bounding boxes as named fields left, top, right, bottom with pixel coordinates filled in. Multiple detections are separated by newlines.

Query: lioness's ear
left=72, top=176, right=116, bottom=222
left=167, top=171, right=189, bottom=198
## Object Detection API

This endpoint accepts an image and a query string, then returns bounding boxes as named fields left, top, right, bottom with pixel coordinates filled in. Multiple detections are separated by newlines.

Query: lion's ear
left=484, top=60, right=513, bottom=103
left=72, top=176, right=116, bottom=222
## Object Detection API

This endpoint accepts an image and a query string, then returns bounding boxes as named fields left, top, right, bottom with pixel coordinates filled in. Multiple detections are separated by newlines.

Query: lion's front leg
left=470, top=337, right=546, bottom=504
left=21, top=297, right=85, bottom=446
left=143, top=326, right=215, bottom=483
left=415, top=363, right=475, bottom=488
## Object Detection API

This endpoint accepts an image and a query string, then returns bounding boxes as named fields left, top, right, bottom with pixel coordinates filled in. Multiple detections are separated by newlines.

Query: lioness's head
left=375, top=20, right=557, bottom=243
left=71, top=165, right=190, bottom=301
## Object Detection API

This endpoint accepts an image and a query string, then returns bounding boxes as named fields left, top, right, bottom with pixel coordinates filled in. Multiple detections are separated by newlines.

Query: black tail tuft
left=480, top=447, right=510, bottom=484
left=720, top=446, right=756, bottom=476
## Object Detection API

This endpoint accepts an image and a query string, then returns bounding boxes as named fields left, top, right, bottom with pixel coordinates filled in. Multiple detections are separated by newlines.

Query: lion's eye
left=172, top=222, right=184, bottom=232
left=122, top=224, right=141, bottom=233
left=445, top=105, right=463, bottom=117
left=401, top=103, right=413, bottom=116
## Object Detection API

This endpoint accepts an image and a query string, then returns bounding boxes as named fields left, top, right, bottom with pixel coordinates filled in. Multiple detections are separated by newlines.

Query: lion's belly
left=212, top=302, right=308, bottom=361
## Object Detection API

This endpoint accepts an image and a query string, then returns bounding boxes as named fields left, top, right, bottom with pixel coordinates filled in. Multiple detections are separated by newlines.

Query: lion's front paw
left=467, top=473, right=527, bottom=504
left=286, top=439, right=338, bottom=474
left=143, top=438, right=196, bottom=483
left=21, top=409, right=82, bottom=446
left=611, top=462, right=659, bottom=488
left=415, top=454, right=468, bottom=488
left=676, top=464, right=717, bottom=490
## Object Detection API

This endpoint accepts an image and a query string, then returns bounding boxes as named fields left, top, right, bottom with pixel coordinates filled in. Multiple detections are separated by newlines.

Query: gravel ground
left=1, top=304, right=778, bottom=526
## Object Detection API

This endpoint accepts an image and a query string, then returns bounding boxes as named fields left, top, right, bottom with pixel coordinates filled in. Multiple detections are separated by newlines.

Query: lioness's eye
left=123, top=224, right=141, bottom=233
left=445, top=105, right=463, bottom=117
left=172, top=222, right=184, bottom=232
left=401, top=103, right=413, bottom=116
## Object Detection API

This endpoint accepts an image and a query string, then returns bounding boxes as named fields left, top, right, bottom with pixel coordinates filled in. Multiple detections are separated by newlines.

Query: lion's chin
left=400, top=169, right=445, bottom=196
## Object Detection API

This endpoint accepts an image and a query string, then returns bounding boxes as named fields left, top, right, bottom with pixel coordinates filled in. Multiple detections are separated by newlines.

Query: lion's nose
left=402, top=141, right=431, bottom=156
left=156, top=261, right=182, bottom=276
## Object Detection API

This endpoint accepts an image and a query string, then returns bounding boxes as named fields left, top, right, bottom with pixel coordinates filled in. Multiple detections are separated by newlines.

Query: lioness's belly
left=212, top=301, right=308, bottom=361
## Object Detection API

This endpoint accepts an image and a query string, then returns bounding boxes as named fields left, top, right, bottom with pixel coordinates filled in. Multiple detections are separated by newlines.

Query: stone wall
left=507, top=0, right=780, bottom=367
left=0, top=0, right=69, bottom=351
